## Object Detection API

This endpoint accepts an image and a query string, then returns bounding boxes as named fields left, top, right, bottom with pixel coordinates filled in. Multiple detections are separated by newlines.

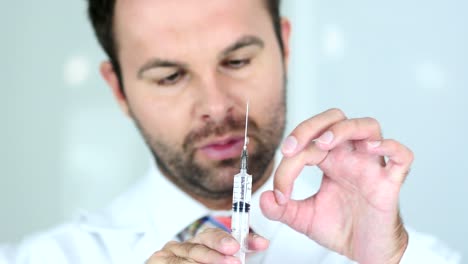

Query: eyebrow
left=219, top=35, right=265, bottom=58
left=137, top=35, right=265, bottom=79
left=137, top=59, right=188, bottom=79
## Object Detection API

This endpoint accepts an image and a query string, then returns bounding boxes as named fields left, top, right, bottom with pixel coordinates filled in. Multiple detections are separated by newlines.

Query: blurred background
left=1, top=0, right=466, bottom=259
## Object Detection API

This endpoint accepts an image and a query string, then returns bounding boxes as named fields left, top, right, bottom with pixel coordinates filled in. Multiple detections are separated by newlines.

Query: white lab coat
left=0, top=164, right=461, bottom=264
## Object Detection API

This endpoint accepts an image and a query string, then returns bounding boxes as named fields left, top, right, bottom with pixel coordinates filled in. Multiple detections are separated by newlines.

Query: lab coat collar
left=78, top=164, right=208, bottom=240
left=79, top=155, right=283, bottom=250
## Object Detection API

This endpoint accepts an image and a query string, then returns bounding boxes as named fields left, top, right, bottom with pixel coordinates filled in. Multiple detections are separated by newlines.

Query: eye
left=157, top=70, right=186, bottom=86
left=222, top=58, right=251, bottom=69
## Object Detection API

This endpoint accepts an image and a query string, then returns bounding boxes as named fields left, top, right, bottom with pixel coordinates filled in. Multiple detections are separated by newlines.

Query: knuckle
left=185, top=242, right=208, bottom=256
left=201, top=227, right=218, bottom=234
left=293, top=109, right=347, bottom=138
left=151, top=250, right=170, bottom=258
left=290, top=119, right=315, bottom=140
left=146, top=250, right=171, bottom=263
left=364, top=116, right=378, bottom=124
left=167, top=256, right=187, bottom=264
left=386, top=139, right=398, bottom=149
left=387, top=139, right=414, bottom=164
left=190, top=227, right=227, bottom=246
left=197, top=227, right=221, bottom=238
left=163, top=240, right=179, bottom=249
left=296, top=118, right=314, bottom=133
left=360, top=117, right=381, bottom=133
left=334, top=118, right=356, bottom=133
left=328, top=108, right=346, bottom=119
left=299, top=149, right=310, bottom=164
left=343, top=118, right=356, bottom=129
left=405, top=147, right=415, bottom=163
left=183, top=242, right=197, bottom=252
left=366, top=116, right=380, bottom=128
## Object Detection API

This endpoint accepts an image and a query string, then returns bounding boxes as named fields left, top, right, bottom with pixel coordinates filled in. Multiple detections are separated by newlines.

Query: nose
left=195, top=74, right=234, bottom=123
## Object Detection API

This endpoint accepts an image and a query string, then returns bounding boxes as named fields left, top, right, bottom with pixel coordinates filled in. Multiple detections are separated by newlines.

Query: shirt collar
left=147, top=162, right=282, bottom=241
left=148, top=164, right=209, bottom=242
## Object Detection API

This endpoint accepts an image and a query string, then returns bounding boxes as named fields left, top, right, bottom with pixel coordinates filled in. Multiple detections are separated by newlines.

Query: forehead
left=113, top=0, right=271, bottom=55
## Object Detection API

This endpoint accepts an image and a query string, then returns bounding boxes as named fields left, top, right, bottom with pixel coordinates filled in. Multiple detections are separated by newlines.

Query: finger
left=259, top=190, right=287, bottom=223
left=147, top=253, right=237, bottom=264
left=366, top=139, right=414, bottom=184
left=315, top=117, right=383, bottom=151
left=281, top=108, right=347, bottom=157
left=146, top=253, right=189, bottom=264
left=190, top=228, right=240, bottom=255
left=161, top=240, right=240, bottom=264
left=274, top=142, right=328, bottom=203
left=259, top=190, right=314, bottom=235
left=246, top=233, right=269, bottom=252
left=146, top=249, right=172, bottom=262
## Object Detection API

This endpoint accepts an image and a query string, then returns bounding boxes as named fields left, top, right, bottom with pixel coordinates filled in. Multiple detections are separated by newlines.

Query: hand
left=146, top=228, right=269, bottom=264
left=260, top=108, right=413, bottom=264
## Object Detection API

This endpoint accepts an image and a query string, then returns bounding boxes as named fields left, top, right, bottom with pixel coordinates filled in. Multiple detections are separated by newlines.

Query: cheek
left=245, top=80, right=284, bottom=134
left=126, top=91, right=192, bottom=145
left=251, top=61, right=285, bottom=110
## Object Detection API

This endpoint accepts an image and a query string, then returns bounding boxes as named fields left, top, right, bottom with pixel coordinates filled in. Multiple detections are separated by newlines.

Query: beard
left=132, top=90, right=286, bottom=200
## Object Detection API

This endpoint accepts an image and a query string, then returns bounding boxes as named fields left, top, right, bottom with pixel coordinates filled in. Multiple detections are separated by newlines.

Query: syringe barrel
left=231, top=170, right=252, bottom=263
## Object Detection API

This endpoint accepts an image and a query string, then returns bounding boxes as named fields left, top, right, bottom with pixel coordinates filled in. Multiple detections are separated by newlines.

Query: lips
left=198, top=136, right=245, bottom=160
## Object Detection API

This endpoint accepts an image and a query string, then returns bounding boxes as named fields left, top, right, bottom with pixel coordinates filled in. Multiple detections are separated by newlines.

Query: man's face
left=111, top=0, right=289, bottom=200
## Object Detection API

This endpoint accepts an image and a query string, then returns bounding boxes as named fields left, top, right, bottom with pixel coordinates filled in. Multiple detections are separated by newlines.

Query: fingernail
left=317, top=131, right=334, bottom=145
left=274, top=189, right=288, bottom=205
left=282, top=136, right=297, bottom=154
left=368, top=140, right=381, bottom=148
left=252, top=233, right=268, bottom=242
left=221, top=237, right=236, bottom=245
left=252, top=233, right=261, bottom=239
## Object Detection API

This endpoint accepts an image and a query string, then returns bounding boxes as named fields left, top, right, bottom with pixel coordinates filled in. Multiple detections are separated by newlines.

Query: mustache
left=183, top=115, right=259, bottom=151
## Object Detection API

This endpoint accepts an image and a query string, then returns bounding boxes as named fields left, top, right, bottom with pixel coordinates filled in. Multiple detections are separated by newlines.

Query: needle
left=243, top=100, right=249, bottom=150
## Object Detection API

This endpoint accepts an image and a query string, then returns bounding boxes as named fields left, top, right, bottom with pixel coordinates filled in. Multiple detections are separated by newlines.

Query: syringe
left=231, top=101, right=252, bottom=264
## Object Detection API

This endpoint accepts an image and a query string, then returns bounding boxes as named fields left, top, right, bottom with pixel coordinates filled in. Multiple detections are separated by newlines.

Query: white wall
left=284, top=0, right=468, bottom=257
left=0, top=0, right=150, bottom=241
left=1, top=0, right=466, bottom=258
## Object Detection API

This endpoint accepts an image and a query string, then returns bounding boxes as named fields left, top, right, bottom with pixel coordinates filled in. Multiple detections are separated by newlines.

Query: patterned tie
left=175, top=215, right=232, bottom=242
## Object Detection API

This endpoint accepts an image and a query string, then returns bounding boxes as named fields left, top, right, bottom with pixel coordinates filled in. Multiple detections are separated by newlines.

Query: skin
left=260, top=110, right=412, bottom=263
left=103, top=0, right=288, bottom=210
left=99, top=0, right=412, bottom=263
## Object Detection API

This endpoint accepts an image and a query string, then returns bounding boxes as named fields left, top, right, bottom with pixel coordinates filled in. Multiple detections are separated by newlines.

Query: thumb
left=259, top=190, right=286, bottom=221
left=260, top=190, right=318, bottom=236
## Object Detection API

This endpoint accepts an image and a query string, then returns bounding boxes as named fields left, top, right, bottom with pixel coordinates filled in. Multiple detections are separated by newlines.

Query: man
left=0, top=0, right=460, bottom=263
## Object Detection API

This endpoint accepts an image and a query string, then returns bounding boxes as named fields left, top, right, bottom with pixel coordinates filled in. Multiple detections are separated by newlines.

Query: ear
left=280, top=18, right=292, bottom=70
left=100, top=61, right=130, bottom=116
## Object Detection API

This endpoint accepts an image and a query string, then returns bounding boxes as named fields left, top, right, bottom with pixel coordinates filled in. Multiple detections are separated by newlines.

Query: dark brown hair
left=87, top=0, right=283, bottom=91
